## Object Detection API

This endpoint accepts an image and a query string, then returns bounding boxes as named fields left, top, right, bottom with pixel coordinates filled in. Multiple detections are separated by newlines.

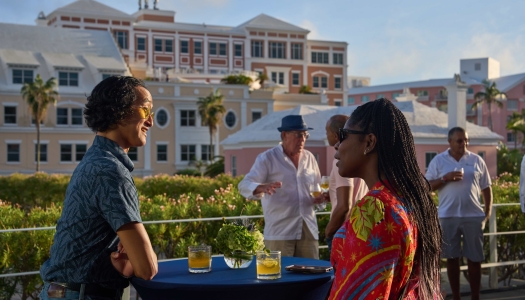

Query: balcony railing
left=434, top=93, right=448, bottom=101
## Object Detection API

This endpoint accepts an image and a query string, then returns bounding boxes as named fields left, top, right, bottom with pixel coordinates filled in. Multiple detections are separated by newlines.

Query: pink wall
left=225, top=144, right=497, bottom=178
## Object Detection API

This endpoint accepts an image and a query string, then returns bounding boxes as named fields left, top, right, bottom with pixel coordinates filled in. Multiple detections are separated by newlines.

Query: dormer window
left=12, top=69, right=33, bottom=84
left=59, top=72, right=78, bottom=86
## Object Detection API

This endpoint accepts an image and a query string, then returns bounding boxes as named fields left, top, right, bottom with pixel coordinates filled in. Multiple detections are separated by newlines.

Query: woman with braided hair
left=329, top=98, right=442, bottom=299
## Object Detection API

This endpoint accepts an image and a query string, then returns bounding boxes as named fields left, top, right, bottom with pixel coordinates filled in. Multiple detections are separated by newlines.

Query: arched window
left=225, top=111, right=236, bottom=128
left=155, top=108, right=169, bottom=129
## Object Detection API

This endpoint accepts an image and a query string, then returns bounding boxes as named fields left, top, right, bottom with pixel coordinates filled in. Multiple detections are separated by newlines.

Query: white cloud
left=299, top=20, right=321, bottom=40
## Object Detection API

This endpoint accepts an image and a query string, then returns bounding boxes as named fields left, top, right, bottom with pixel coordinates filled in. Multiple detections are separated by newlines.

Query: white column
left=175, top=32, right=180, bottom=71
left=204, top=35, right=209, bottom=73
left=446, top=76, right=468, bottom=130
left=228, top=37, right=233, bottom=72
left=241, top=101, right=247, bottom=129
left=148, top=31, right=153, bottom=69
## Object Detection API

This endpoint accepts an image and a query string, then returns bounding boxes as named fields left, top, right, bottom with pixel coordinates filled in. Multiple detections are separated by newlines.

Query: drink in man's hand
left=310, top=191, right=322, bottom=197
left=320, top=176, right=329, bottom=193
left=188, top=245, right=212, bottom=273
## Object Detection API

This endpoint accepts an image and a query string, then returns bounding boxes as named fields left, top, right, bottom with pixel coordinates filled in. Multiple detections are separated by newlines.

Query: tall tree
left=506, top=110, right=525, bottom=149
left=20, top=74, right=59, bottom=172
left=197, top=90, right=226, bottom=161
left=471, top=79, right=506, bottom=131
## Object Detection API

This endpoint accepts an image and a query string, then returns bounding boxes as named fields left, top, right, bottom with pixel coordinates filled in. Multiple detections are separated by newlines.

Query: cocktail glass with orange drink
left=188, top=245, right=212, bottom=273
left=256, top=250, right=281, bottom=280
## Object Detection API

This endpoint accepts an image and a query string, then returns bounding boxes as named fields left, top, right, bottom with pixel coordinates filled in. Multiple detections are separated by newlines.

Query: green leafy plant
left=215, top=220, right=265, bottom=267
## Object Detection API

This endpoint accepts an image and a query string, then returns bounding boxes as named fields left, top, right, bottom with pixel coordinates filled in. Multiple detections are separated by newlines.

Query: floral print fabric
left=329, top=181, right=419, bottom=300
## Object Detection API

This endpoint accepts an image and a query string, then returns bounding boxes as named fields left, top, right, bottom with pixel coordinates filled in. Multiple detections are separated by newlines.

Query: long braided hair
left=348, top=98, right=442, bottom=299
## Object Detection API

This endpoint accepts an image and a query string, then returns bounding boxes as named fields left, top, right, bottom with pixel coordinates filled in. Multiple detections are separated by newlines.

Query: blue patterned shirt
left=40, top=135, right=142, bottom=289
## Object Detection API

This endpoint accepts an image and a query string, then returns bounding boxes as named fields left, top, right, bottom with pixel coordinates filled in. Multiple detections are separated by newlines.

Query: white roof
left=348, top=77, right=482, bottom=95
left=42, top=52, right=84, bottom=69
left=0, top=49, right=39, bottom=66
left=221, top=101, right=502, bottom=147
left=134, top=20, right=241, bottom=35
left=493, top=73, right=525, bottom=92
left=235, top=14, right=309, bottom=33
left=83, top=55, right=127, bottom=71
left=48, top=0, right=133, bottom=20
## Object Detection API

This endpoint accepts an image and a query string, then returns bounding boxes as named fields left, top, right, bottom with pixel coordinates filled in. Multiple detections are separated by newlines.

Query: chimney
left=446, top=74, right=468, bottom=130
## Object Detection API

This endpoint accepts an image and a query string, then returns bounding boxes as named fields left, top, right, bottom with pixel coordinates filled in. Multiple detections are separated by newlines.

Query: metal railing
left=1, top=205, right=524, bottom=290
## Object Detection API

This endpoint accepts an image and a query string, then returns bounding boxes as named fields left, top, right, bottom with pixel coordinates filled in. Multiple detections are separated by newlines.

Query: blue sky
left=2, top=0, right=525, bottom=85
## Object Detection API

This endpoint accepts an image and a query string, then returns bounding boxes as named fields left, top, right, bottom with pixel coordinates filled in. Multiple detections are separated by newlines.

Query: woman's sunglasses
left=338, top=128, right=366, bottom=144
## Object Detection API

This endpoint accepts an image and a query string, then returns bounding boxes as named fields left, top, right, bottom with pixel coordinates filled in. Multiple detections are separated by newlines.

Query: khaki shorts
left=440, top=217, right=485, bottom=262
left=264, top=220, right=319, bottom=259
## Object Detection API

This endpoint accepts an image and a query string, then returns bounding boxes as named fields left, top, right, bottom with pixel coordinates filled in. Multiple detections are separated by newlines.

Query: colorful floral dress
left=329, top=181, right=419, bottom=300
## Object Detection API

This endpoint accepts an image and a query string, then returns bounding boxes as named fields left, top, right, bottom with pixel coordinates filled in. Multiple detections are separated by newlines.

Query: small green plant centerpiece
left=215, top=218, right=265, bottom=269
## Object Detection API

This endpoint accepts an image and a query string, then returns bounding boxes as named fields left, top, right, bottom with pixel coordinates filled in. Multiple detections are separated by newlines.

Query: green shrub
left=174, top=169, right=202, bottom=177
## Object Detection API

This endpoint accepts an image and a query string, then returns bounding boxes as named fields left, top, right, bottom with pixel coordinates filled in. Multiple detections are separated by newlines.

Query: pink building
left=348, top=58, right=525, bottom=148
left=222, top=79, right=502, bottom=177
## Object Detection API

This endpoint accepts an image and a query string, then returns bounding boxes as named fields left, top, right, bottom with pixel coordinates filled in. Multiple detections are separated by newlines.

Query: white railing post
left=489, top=206, right=498, bottom=288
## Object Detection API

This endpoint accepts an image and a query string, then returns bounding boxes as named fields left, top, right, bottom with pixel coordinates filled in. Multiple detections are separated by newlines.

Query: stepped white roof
left=221, top=101, right=502, bottom=148
left=235, top=14, right=309, bottom=33
left=48, top=0, right=133, bottom=20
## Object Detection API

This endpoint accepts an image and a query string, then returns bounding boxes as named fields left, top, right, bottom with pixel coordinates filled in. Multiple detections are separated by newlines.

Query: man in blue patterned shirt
left=40, top=76, right=158, bottom=300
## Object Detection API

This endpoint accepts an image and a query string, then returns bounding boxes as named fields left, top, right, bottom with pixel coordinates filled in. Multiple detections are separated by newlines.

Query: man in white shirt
left=238, top=115, right=322, bottom=259
left=520, top=155, right=525, bottom=213
left=425, top=127, right=492, bottom=300
left=324, top=115, right=368, bottom=258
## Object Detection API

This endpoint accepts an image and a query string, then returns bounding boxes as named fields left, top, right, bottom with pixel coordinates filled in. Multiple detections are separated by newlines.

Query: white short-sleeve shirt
left=328, top=159, right=368, bottom=217
left=425, top=149, right=491, bottom=218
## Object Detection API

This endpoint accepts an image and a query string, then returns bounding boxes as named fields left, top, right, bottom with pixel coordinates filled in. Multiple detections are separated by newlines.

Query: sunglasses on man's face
left=137, top=106, right=154, bottom=119
left=338, top=128, right=366, bottom=144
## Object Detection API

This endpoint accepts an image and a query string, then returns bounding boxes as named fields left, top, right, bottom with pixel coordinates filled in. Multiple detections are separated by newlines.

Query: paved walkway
left=441, top=273, right=525, bottom=300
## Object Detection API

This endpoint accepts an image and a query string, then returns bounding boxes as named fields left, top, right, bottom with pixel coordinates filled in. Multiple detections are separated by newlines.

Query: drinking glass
left=454, top=167, right=464, bottom=174
left=256, top=250, right=281, bottom=280
left=320, top=176, right=330, bottom=193
left=188, top=245, right=212, bottom=273
left=310, top=183, right=326, bottom=211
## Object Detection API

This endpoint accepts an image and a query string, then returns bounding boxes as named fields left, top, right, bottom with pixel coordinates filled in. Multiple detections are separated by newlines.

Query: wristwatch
left=440, top=176, right=447, bottom=184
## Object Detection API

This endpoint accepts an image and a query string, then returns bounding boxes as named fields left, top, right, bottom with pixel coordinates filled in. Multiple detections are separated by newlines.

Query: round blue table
left=132, top=256, right=334, bottom=300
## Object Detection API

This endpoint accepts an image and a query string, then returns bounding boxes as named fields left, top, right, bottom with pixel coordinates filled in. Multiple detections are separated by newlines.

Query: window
left=165, top=40, right=173, bottom=53
left=321, top=77, right=327, bottom=88
left=376, top=94, right=384, bottom=99
left=4, top=106, right=17, bottom=124
left=72, top=108, right=82, bottom=125
left=156, top=109, right=168, bottom=127
left=251, top=41, right=263, bottom=58
left=57, top=108, right=68, bottom=125
left=425, top=152, right=437, bottom=168
left=181, top=145, right=196, bottom=161
left=467, top=87, right=474, bottom=94
left=475, top=63, right=481, bottom=71
left=180, top=110, right=196, bottom=126
left=12, top=69, right=33, bottom=84
left=335, top=100, right=342, bottom=107
left=114, top=31, right=128, bottom=49
left=219, top=43, right=226, bottom=56
left=234, top=44, right=243, bottom=57
left=231, top=155, right=237, bottom=177
left=313, top=76, right=319, bottom=88
left=478, top=151, right=485, bottom=160
left=311, top=52, right=329, bottom=64
left=58, top=72, right=78, bottom=87
left=137, top=37, right=146, bottom=51
left=225, top=111, right=236, bottom=128
left=209, top=43, right=217, bottom=55
left=154, top=39, right=162, bottom=51
left=271, top=72, right=284, bottom=85
left=508, top=99, right=518, bottom=111
left=348, top=97, right=355, bottom=105
left=291, top=43, right=303, bottom=60
left=128, top=147, right=138, bottom=161
left=201, top=145, right=211, bottom=161
left=292, top=72, right=300, bottom=86
left=60, top=144, right=72, bottom=162
left=35, top=144, right=47, bottom=162
left=392, top=92, right=400, bottom=99
left=252, top=111, right=262, bottom=123
left=269, top=42, right=285, bottom=59
left=76, top=144, right=87, bottom=161
left=334, top=77, right=341, bottom=89
left=417, top=90, right=428, bottom=96
left=194, top=41, right=202, bottom=54
left=466, top=104, right=475, bottom=116
left=157, top=144, right=167, bottom=162
left=362, top=95, right=369, bottom=103
left=180, top=40, right=188, bottom=54
left=7, top=144, right=20, bottom=162
left=102, top=74, right=112, bottom=80
left=507, top=132, right=516, bottom=142
left=333, top=53, right=344, bottom=65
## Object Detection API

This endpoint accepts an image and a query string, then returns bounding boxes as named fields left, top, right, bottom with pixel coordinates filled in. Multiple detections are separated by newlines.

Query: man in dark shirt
left=40, top=76, right=158, bottom=300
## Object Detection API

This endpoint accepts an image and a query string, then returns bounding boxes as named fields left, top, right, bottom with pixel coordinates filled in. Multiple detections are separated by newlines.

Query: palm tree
left=257, top=73, right=268, bottom=89
left=506, top=110, right=525, bottom=149
left=471, top=80, right=506, bottom=131
left=20, top=74, right=59, bottom=172
left=197, top=90, right=226, bottom=161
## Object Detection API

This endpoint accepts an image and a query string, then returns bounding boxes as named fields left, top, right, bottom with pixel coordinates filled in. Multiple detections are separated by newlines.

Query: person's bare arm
left=482, top=186, right=493, bottom=222
left=114, top=222, right=158, bottom=280
left=325, top=186, right=351, bottom=238
left=428, top=171, right=464, bottom=191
